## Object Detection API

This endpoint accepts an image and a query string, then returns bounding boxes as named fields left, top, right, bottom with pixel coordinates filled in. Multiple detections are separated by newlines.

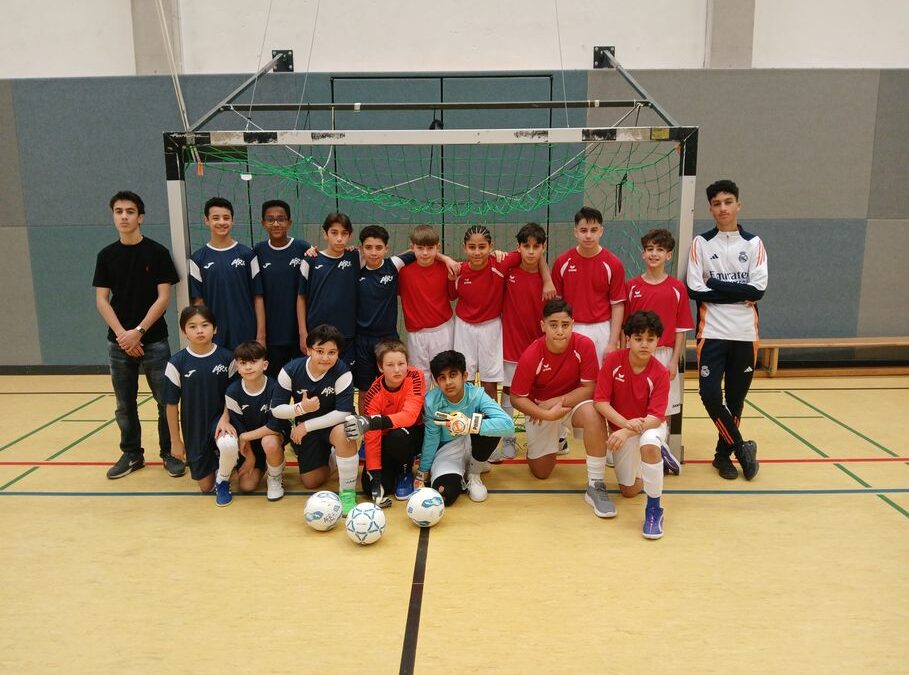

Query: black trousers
left=364, top=426, right=424, bottom=495
left=697, top=338, right=757, bottom=457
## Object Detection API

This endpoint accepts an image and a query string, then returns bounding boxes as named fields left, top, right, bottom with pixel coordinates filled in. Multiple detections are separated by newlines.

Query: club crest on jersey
left=289, top=257, right=303, bottom=267
left=320, top=386, right=335, bottom=396
left=379, top=275, right=394, bottom=284
left=700, top=365, right=710, bottom=377
left=231, top=258, right=246, bottom=268
left=212, top=364, right=229, bottom=374
left=338, top=260, right=352, bottom=269
left=738, top=251, right=748, bottom=262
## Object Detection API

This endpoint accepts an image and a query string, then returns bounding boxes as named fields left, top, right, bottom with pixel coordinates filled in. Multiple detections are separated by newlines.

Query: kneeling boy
left=509, top=299, right=612, bottom=517
left=594, top=311, right=670, bottom=539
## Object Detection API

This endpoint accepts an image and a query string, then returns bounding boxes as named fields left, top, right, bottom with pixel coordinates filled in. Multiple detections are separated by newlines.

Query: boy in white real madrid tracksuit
left=417, top=350, right=515, bottom=505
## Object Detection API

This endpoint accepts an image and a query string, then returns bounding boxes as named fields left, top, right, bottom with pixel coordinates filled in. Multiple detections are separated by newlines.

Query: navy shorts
left=291, top=426, right=336, bottom=473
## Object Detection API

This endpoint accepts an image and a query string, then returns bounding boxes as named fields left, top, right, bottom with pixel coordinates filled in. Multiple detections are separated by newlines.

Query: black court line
left=399, top=527, right=430, bottom=675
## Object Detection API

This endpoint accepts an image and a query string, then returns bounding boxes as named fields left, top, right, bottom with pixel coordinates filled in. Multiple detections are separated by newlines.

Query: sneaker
left=642, top=505, right=664, bottom=539
left=605, top=451, right=615, bottom=468
left=502, top=437, right=517, bottom=459
left=487, top=447, right=505, bottom=464
left=161, top=453, right=186, bottom=478
left=558, top=435, right=570, bottom=455
left=395, top=471, right=415, bottom=501
left=660, top=444, right=681, bottom=476
left=215, top=479, right=232, bottom=507
left=340, top=488, right=358, bottom=516
left=106, top=452, right=144, bottom=479
left=374, top=493, right=392, bottom=509
left=266, top=470, right=284, bottom=502
left=584, top=480, right=617, bottom=518
left=466, top=473, right=488, bottom=502
left=733, top=440, right=759, bottom=481
left=712, top=454, right=738, bottom=480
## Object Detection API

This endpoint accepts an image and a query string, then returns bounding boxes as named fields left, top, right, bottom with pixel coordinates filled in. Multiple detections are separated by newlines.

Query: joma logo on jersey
left=231, top=258, right=246, bottom=268
left=379, top=275, right=394, bottom=285
left=261, top=262, right=272, bottom=269
left=212, top=364, right=229, bottom=374
left=290, top=257, right=303, bottom=267
left=183, top=369, right=196, bottom=377
left=241, top=404, right=249, bottom=411
left=320, top=386, right=335, bottom=396
left=203, top=262, right=215, bottom=269
left=337, top=260, right=352, bottom=270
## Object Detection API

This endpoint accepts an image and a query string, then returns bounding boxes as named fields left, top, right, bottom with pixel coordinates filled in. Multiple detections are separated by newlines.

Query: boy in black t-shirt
left=93, top=190, right=184, bottom=479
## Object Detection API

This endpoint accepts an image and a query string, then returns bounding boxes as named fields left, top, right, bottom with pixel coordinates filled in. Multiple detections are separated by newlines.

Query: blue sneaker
left=660, top=443, right=681, bottom=476
left=215, top=479, right=232, bottom=507
left=642, top=505, right=664, bottom=539
left=395, top=471, right=415, bottom=501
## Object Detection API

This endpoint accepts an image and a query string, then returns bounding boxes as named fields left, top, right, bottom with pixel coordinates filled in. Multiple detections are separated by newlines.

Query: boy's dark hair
left=706, top=179, right=739, bottom=202
left=410, top=224, right=440, bottom=246
left=234, top=340, right=267, bottom=362
left=574, top=206, right=603, bottom=226
left=261, top=199, right=291, bottom=220
left=109, top=191, right=145, bottom=215
left=463, top=225, right=492, bottom=244
left=429, top=350, right=468, bottom=379
left=516, top=222, right=547, bottom=245
left=204, top=197, right=234, bottom=217
left=306, top=323, right=344, bottom=351
left=179, top=305, right=217, bottom=330
left=323, top=212, right=352, bottom=233
left=375, top=338, right=408, bottom=365
left=640, top=228, right=676, bottom=252
left=624, top=310, right=664, bottom=338
left=542, top=298, right=573, bottom=318
left=359, top=225, right=389, bottom=245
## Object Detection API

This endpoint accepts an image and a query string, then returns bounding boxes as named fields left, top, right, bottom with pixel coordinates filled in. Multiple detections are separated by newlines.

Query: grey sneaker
left=605, top=451, right=615, bottom=468
left=584, top=480, right=617, bottom=518
left=161, top=453, right=186, bottom=478
left=107, top=452, right=144, bottom=479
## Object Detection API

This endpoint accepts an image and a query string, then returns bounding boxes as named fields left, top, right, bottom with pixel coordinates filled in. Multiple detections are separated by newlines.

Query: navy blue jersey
left=268, top=356, right=354, bottom=433
left=165, top=346, right=236, bottom=456
left=357, top=252, right=416, bottom=336
left=189, top=242, right=263, bottom=349
left=298, top=250, right=359, bottom=338
left=225, top=376, right=287, bottom=436
left=253, top=238, right=311, bottom=346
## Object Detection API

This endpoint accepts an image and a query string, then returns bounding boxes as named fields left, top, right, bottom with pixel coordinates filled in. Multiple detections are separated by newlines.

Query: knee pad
left=216, top=434, right=239, bottom=454
left=432, top=474, right=462, bottom=506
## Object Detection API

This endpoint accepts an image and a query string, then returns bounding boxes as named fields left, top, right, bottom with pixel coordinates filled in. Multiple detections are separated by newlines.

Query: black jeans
left=108, top=339, right=171, bottom=456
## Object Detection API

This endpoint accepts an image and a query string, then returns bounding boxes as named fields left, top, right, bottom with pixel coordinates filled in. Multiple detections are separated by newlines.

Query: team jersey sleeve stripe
left=165, top=362, right=181, bottom=388
left=225, top=395, right=243, bottom=415
left=189, top=259, right=202, bottom=283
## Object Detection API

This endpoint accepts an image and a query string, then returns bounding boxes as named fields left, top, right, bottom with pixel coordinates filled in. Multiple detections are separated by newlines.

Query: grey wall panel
left=0, top=227, right=41, bottom=364
left=708, top=0, right=754, bottom=68
left=0, top=81, right=26, bottom=227
left=868, top=71, right=909, bottom=219
left=587, top=70, right=880, bottom=220
left=858, top=219, right=909, bottom=336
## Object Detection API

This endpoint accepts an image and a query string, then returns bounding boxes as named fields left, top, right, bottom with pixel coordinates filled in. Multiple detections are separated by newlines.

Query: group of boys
left=94, top=178, right=768, bottom=539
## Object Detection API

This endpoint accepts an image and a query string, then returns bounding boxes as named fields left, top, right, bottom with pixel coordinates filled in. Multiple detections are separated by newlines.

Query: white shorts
left=453, top=316, right=504, bottom=382
left=654, top=346, right=681, bottom=416
left=502, top=361, right=517, bottom=388
left=524, top=400, right=592, bottom=459
left=430, top=435, right=470, bottom=480
left=408, top=318, right=454, bottom=386
left=573, top=321, right=611, bottom=364
left=612, top=424, right=668, bottom=487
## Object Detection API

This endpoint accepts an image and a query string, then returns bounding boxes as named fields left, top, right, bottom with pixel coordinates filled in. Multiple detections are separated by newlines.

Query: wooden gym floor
left=0, top=375, right=907, bottom=674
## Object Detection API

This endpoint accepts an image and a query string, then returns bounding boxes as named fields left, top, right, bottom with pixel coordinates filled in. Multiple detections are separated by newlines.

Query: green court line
left=0, top=467, right=38, bottom=491
left=877, top=495, right=909, bottom=517
left=0, top=395, right=106, bottom=453
left=60, top=419, right=158, bottom=423
left=687, top=415, right=821, bottom=420
left=745, top=398, right=906, bottom=518
left=783, top=391, right=899, bottom=457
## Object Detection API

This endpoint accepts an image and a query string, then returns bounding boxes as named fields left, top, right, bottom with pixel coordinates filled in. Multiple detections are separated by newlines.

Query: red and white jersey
left=626, top=275, right=694, bottom=349
left=594, top=348, right=669, bottom=431
left=399, top=260, right=455, bottom=332
left=502, top=266, right=544, bottom=362
left=450, top=251, right=521, bottom=324
left=510, top=333, right=599, bottom=401
left=552, top=247, right=626, bottom=323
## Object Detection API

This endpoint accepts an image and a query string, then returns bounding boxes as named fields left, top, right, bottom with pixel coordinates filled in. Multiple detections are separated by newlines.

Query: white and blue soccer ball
left=345, top=502, right=387, bottom=545
left=304, top=491, right=343, bottom=531
left=406, top=487, right=445, bottom=528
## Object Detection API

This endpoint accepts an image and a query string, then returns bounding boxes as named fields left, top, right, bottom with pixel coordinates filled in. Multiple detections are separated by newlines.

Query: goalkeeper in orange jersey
left=416, top=350, right=514, bottom=506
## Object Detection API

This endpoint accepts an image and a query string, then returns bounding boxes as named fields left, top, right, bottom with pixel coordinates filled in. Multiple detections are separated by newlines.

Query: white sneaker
left=266, top=467, right=285, bottom=502
left=466, top=473, right=488, bottom=502
left=502, top=437, right=516, bottom=459
left=487, top=447, right=504, bottom=464
left=558, top=434, right=570, bottom=455
left=605, top=451, right=615, bottom=468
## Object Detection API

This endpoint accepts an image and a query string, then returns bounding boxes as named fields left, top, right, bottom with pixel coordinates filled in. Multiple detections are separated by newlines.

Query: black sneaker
left=712, top=454, right=738, bottom=480
left=733, top=440, right=759, bottom=481
left=107, top=452, right=145, bottom=479
left=161, top=453, right=186, bottom=477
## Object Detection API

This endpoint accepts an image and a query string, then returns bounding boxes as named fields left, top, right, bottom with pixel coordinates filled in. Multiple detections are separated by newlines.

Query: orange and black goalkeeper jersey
left=361, top=367, right=426, bottom=470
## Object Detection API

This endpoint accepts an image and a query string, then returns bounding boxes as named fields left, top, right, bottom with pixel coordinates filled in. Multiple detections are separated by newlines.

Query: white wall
left=752, top=0, right=909, bottom=68
left=0, top=0, right=136, bottom=78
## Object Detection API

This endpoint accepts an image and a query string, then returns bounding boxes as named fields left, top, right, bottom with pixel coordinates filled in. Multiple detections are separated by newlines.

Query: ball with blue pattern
left=406, top=487, right=445, bottom=528
left=345, top=502, right=387, bottom=545
left=304, top=491, right=343, bottom=531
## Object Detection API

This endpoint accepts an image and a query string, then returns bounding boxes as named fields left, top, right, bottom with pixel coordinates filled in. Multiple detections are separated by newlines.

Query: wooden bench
left=686, top=337, right=909, bottom=377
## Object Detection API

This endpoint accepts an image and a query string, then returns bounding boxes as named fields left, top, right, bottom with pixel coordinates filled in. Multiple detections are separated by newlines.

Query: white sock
left=586, top=454, right=606, bottom=486
left=266, top=461, right=284, bottom=478
left=501, top=393, right=514, bottom=419
left=641, top=460, right=664, bottom=498
left=215, top=435, right=239, bottom=482
left=336, top=453, right=359, bottom=493
left=468, top=457, right=485, bottom=476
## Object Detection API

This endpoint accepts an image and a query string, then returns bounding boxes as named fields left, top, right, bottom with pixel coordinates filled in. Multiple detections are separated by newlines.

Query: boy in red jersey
left=594, top=310, right=670, bottom=539
left=625, top=228, right=693, bottom=474
left=552, top=206, right=626, bottom=363
left=509, top=299, right=612, bottom=517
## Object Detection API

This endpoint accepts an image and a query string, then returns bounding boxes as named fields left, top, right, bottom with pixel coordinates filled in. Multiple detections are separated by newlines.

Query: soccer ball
left=406, top=487, right=445, bottom=528
left=345, top=503, right=387, bottom=545
left=304, top=491, right=343, bottom=531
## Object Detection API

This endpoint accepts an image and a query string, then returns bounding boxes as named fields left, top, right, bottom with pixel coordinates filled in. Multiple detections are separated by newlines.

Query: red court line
left=2, top=457, right=907, bottom=467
